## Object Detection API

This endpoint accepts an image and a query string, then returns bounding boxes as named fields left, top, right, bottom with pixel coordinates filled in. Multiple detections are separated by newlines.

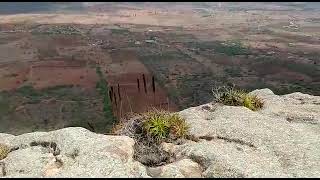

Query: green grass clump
left=0, top=143, right=10, bottom=160
left=112, top=110, right=188, bottom=167
left=143, top=112, right=170, bottom=141
left=169, top=114, right=189, bottom=139
left=142, top=109, right=189, bottom=142
left=212, top=86, right=264, bottom=111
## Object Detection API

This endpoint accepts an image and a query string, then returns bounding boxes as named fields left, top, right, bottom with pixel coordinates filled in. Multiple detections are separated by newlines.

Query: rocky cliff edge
left=0, top=88, right=319, bottom=178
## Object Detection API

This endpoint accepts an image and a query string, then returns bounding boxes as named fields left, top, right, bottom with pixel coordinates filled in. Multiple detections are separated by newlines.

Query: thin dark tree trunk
left=152, top=76, right=155, bottom=93
left=137, top=78, right=140, bottom=92
left=111, top=86, right=114, bottom=97
left=114, top=92, right=117, bottom=107
left=152, top=76, right=156, bottom=106
left=113, top=92, right=118, bottom=117
left=109, top=90, right=113, bottom=102
left=142, top=74, right=147, bottom=94
left=118, top=84, right=121, bottom=101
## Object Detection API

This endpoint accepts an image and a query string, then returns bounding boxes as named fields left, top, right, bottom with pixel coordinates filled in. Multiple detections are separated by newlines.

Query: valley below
left=0, top=2, right=319, bottom=135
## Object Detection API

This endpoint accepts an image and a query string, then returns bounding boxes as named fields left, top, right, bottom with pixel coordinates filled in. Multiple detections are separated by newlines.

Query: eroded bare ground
left=0, top=2, right=319, bottom=134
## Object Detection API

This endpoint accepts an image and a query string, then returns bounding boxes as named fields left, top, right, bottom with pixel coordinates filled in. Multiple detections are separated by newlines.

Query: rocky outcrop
left=174, top=88, right=320, bottom=178
left=0, top=127, right=149, bottom=178
left=0, top=89, right=319, bottom=178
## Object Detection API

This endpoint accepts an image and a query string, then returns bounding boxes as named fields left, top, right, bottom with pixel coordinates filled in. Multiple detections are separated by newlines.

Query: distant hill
left=0, top=2, right=319, bottom=15
left=0, top=2, right=84, bottom=14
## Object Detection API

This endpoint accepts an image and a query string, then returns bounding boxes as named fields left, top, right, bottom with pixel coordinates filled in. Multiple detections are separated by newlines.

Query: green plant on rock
left=212, top=86, right=264, bottom=111
left=143, top=112, right=170, bottom=141
left=0, top=143, right=10, bottom=160
left=142, top=110, right=189, bottom=142
left=249, top=95, right=264, bottom=110
left=113, top=110, right=189, bottom=167
left=169, top=114, right=189, bottom=139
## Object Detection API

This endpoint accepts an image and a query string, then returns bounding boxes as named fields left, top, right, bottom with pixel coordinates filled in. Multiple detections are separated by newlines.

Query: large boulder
left=174, top=88, right=320, bottom=178
left=0, top=127, right=150, bottom=178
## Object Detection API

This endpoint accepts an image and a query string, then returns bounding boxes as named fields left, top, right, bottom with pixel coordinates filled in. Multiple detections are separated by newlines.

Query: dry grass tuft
left=0, top=143, right=10, bottom=160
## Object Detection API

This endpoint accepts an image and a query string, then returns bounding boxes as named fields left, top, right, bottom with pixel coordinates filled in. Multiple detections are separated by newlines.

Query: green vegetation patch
left=186, top=40, right=250, bottom=56
left=212, top=86, right=264, bottom=111
left=110, top=28, right=131, bottom=35
left=0, top=84, right=111, bottom=135
left=112, top=109, right=189, bottom=167
left=0, top=93, right=11, bottom=116
left=31, top=25, right=82, bottom=35
left=15, top=85, right=83, bottom=103
left=95, top=66, right=115, bottom=126
left=255, top=57, right=320, bottom=78
left=142, top=110, right=189, bottom=142
left=286, top=62, right=320, bottom=78
left=139, top=51, right=191, bottom=62
left=211, top=40, right=250, bottom=56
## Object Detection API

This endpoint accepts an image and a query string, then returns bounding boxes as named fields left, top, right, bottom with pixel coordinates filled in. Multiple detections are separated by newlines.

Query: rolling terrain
left=0, top=2, right=319, bottom=134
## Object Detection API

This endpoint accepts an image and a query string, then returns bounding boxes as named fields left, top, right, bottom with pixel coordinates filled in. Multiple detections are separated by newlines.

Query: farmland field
left=0, top=2, right=319, bottom=134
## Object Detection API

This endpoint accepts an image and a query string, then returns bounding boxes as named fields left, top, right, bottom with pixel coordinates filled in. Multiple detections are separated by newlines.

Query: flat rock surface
left=176, top=88, right=320, bottom=178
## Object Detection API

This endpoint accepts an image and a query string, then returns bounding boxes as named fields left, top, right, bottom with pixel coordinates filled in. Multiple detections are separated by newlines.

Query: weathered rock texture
left=0, top=128, right=149, bottom=178
left=0, top=89, right=319, bottom=178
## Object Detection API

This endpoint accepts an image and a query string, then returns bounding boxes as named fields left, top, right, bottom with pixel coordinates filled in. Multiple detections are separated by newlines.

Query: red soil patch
left=106, top=72, right=178, bottom=119
left=0, top=63, right=29, bottom=91
left=29, top=61, right=98, bottom=90
left=49, top=35, right=86, bottom=47
left=0, top=60, right=98, bottom=91
left=105, top=49, right=178, bottom=119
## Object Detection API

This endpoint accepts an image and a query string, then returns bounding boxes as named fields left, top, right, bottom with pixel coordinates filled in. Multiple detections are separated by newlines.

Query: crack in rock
left=286, top=116, right=318, bottom=125
left=188, top=154, right=211, bottom=172
left=54, top=156, right=63, bottom=168
left=187, top=135, right=256, bottom=149
left=9, top=146, right=19, bottom=153
left=29, top=141, right=60, bottom=156
left=66, top=149, right=80, bottom=160
left=216, top=136, right=256, bottom=148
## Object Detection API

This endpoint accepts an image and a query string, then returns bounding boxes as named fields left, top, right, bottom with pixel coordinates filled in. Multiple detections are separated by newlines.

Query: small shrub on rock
left=142, top=109, right=189, bottom=142
left=168, top=114, right=189, bottom=139
left=113, top=109, right=189, bottom=167
left=0, top=143, right=10, bottom=160
left=212, top=86, right=264, bottom=111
